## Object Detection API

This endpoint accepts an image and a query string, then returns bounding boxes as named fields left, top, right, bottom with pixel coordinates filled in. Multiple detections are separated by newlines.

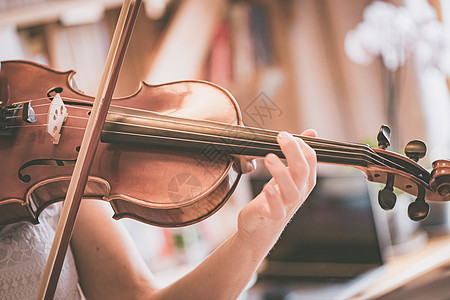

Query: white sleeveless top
left=0, top=203, right=83, bottom=300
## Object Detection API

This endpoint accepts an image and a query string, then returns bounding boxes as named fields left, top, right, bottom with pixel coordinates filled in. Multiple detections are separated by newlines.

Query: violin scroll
left=430, top=160, right=450, bottom=197
left=373, top=125, right=450, bottom=221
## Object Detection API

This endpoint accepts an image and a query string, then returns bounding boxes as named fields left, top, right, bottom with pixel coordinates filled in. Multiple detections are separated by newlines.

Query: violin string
left=5, top=102, right=381, bottom=165
left=3, top=116, right=375, bottom=167
left=7, top=102, right=92, bottom=112
left=5, top=113, right=90, bottom=121
left=4, top=96, right=367, bottom=151
left=7, top=95, right=150, bottom=111
left=5, top=97, right=83, bottom=113
left=5, top=97, right=337, bottom=152
left=0, top=99, right=378, bottom=162
left=111, top=109, right=379, bottom=163
left=4, top=118, right=406, bottom=174
left=3, top=96, right=421, bottom=177
left=6, top=113, right=55, bottom=119
left=4, top=124, right=86, bottom=130
left=103, top=125, right=405, bottom=173
left=5, top=99, right=362, bottom=151
left=5, top=117, right=378, bottom=168
left=9, top=97, right=50, bottom=104
left=101, top=128, right=383, bottom=167
left=105, top=119, right=363, bottom=154
left=4, top=124, right=48, bottom=129
left=105, top=109, right=377, bottom=158
left=108, top=108, right=366, bottom=148
left=6, top=97, right=151, bottom=117
left=3, top=108, right=407, bottom=173
left=100, top=118, right=381, bottom=168
left=102, top=119, right=389, bottom=168
left=100, top=113, right=404, bottom=172
left=4, top=97, right=394, bottom=170
left=4, top=122, right=376, bottom=169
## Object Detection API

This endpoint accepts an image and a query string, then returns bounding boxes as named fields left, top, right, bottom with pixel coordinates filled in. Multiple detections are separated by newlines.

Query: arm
left=70, top=200, right=160, bottom=299
left=71, top=130, right=317, bottom=299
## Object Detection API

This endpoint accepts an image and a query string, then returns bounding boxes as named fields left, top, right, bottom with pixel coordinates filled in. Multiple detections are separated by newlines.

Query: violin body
left=0, top=60, right=241, bottom=227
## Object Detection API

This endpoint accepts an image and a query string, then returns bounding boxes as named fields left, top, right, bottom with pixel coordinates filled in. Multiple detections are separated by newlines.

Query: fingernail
left=277, top=131, right=291, bottom=141
left=266, top=185, right=275, bottom=196
left=266, top=153, right=277, bottom=164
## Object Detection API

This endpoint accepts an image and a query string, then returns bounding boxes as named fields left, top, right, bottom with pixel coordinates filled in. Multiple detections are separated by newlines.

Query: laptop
left=249, top=170, right=392, bottom=299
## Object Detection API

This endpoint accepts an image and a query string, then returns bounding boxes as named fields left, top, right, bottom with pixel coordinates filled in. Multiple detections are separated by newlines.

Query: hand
left=236, top=129, right=317, bottom=249
left=232, top=155, right=256, bottom=174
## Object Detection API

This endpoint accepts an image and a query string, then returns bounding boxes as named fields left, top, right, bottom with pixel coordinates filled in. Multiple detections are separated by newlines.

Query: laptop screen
left=251, top=172, right=390, bottom=280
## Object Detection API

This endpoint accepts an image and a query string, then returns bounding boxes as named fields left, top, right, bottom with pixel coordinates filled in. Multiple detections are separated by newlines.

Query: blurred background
left=1, top=0, right=449, bottom=298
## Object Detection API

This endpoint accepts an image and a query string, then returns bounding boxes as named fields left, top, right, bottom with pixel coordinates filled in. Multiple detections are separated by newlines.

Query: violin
left=0, top=59, right=449, bottom=227
left=3, top=2, right=446, bottom=298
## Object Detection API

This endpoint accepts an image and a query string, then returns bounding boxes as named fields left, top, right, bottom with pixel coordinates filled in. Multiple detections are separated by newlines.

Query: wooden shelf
left=0, top=0, right=123, bottom=27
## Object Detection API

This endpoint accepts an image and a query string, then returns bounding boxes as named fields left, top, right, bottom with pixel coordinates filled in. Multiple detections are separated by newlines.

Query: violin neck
left=101, top=107, right=373, bottom=168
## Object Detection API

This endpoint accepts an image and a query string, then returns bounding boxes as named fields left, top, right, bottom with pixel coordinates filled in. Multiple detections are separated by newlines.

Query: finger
left=297, top=137, right=317, bottom=189
left=231, top=155, right=256, bottom=174
left=298, top=129, right=318, bottom=168
left=277, top=132, right=310, bottom=188
left=299, top=129, right=318, bottom=167
left=278, top=131, right=317, bottom=207
left=301, top=128, right=317, bottom=138
left=264, top=153, right=299, bottom=207
left=264, top=183, right=286, bottom=220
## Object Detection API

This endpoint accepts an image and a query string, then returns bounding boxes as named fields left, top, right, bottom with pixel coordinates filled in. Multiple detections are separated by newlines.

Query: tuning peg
left=378, top=174, right=396, bottom=210
left=377, top=125, right=391, bottom=150
left=408, top=188, right=429, bottom=221
left=378, top=188, right=397, bottom=210
left=404, top=140, right=427, bottom=162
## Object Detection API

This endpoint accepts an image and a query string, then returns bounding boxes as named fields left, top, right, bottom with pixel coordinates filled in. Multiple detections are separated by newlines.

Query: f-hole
left=18, top=158, right=77, bottom=182
left=47, top=87, right=64, bottom=101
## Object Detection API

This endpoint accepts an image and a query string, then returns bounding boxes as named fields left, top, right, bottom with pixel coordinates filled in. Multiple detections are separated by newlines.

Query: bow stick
left=37, top=0, right=142, bottom=298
